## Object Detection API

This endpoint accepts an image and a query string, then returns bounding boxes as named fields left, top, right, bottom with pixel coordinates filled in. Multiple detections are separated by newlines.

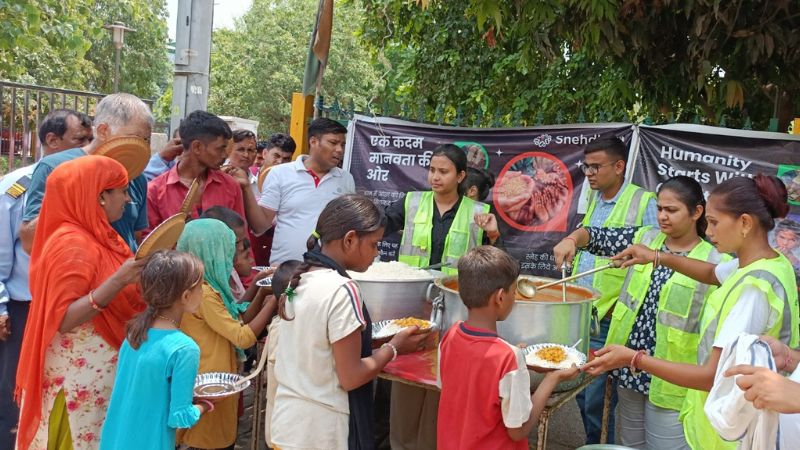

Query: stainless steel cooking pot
left=430, top=275, right=600, bottom=392
left=352, top=271, right=443, bottom=322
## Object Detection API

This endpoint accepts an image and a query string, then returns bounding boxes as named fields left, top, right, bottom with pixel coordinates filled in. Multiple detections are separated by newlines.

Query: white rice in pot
left=349, top=261, right=433, bottom=281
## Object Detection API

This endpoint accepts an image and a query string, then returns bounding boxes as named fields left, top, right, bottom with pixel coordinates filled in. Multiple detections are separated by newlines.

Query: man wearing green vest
left=557, top=136, right=657, bottom=444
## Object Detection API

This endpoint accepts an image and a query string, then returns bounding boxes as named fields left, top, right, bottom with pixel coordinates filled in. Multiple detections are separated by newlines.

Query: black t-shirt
left=385, top=193, right=497, bottom=265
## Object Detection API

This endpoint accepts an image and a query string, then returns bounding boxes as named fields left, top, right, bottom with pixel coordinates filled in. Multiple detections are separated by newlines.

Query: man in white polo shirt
left=242, top=117, right=355, bottom=264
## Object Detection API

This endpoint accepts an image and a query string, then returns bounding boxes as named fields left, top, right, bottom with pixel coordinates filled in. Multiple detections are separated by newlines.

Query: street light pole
left=114, top=46, right=121, bottom=93
left=103, top=21, right=135, bottom=93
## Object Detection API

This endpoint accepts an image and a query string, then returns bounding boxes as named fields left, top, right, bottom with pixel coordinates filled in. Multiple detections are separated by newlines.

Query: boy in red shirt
left=437, top=246, right=579, bottom=449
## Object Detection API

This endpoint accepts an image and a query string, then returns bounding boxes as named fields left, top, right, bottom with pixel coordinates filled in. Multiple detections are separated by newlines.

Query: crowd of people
left=1, top=90, right=800, bottom=450
left=0, top=92, right=374, bottom=450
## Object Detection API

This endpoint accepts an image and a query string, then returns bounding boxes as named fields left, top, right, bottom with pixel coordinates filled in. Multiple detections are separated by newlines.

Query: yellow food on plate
left=535, top=345, right=567, bottom=364
left=392, top=317, right=430, bottom=329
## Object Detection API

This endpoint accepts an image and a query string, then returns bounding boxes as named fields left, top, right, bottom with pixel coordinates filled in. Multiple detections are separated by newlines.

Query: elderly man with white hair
left=19, top=93, right=154, bottom=253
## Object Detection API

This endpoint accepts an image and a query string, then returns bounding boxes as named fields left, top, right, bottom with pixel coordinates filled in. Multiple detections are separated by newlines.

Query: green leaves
left=206, top=0, right=383, bottom=134
left=355, top=0, right=800, bottom=129
left=0, top=0, right=170, bottom=101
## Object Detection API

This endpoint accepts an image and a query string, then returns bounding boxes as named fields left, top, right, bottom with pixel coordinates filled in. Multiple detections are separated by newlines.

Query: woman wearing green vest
left=381, top=144, right=500, bottom=449
left=554, top=176, right=723, bottom=449
left=582, top=174, right=800, bottom=450
left=384, top=144, right=500, bottom=276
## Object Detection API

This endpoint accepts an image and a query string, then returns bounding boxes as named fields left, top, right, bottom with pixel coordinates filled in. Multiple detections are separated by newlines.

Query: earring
left=100, top=200, right=106, bottom=206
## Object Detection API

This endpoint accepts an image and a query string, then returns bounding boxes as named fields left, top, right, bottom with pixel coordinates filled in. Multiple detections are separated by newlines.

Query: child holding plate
left=100, top=251, right=210, bottom=450
left=437, top=246, right=578, bottom=449
left=270, top=195, right=429, bottom=450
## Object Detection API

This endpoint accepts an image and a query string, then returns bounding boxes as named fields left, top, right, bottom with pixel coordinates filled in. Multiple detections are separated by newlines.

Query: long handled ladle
left=420, top=261, right=451, bottom=271
left=517, top=259, right=626, bottom=299
left=233, top=338, right=270, bottom=389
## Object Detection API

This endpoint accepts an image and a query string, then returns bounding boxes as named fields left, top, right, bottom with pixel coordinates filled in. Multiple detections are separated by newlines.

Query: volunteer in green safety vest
left=553, top=136, right=657, bottom=445
left=582, top=174, right=800, bottom=450
left=384, top=144, right=501, bottom=276
left=555, top=176, right=726, bottom=450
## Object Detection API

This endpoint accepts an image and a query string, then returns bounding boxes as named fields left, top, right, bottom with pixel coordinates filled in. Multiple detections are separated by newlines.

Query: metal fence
left=0, top=81, right=155, bottom=173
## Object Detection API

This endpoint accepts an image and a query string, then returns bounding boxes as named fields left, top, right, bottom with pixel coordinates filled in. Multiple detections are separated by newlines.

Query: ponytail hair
left=127, top=250, right=205, bottom=349
left=278, top=194, right=386, bottom=320
left=464, top=167, right=496, bottom=201
left=658, top=176, right=707, bottom=238
left=711, top=174, right=789, bottom=231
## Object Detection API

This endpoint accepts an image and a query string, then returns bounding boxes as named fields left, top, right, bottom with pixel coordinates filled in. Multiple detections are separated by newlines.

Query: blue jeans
left=576, top=316, right=618, bottom=444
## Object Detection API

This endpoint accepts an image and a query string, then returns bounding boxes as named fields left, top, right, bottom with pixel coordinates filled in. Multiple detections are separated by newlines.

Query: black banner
left=345, top=115, right=634, bottom=276
left=634, top=125, right=800, bottom=277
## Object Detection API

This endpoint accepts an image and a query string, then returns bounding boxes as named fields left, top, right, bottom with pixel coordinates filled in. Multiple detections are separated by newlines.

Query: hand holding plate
left=111, top=258, right=147, bottom=287
left=581, top=344, right=636, bottom=375
left=389, top=326, right=430, bottom=355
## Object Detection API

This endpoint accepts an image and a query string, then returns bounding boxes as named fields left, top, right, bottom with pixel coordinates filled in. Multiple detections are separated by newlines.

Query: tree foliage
left=0, top=0, right=98, bottom=87
left=0, top=0, right=170, bottom=101
left=84, top=0, right=172, bottom=100
left=359, top=0, right=800, bottom=129
left=207, top=0, right=383, bottom=135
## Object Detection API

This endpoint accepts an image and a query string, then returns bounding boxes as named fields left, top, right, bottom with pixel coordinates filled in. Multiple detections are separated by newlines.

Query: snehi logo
left=533, top=134, right=552, bottom=148
left=534, top=133, right=601, bottom=147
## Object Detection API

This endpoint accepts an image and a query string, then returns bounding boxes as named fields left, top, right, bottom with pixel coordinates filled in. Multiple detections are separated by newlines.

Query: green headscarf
left=177, top=219, right=249, bottom=357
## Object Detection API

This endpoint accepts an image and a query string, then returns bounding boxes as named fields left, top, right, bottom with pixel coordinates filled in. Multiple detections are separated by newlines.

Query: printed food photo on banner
left=453, top=141, right=490, bottom=170
left=494, top=152, right=573, bottom=232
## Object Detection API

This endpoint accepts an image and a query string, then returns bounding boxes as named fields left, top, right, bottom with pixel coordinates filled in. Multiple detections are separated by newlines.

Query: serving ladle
left=516, top=259, right=626, bottom=299
left=233, top=340, right=270, bottom=389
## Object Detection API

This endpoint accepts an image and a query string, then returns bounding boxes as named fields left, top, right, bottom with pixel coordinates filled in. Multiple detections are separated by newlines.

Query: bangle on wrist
left=197, top=398, right=214, bottom=413
left=783, top=344, right=792, bottom=372
left=653, top=249, right=660, bottom=268
left=630, top=350, right=646, bottom=376
left=564, top=236, right=578, bottom=247
left=487, top=231, right=500, bottom=241
left=381, top=342, right=398, bottom=361
left=88, top=290, right=105, bottom=311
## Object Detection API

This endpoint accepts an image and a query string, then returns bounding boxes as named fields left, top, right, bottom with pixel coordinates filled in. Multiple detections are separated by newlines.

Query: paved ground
left=234, top=380, right=608, bottom=450
left=534, top=399, right=587, bottom=449
left=235, top=383, right=267, bottom=450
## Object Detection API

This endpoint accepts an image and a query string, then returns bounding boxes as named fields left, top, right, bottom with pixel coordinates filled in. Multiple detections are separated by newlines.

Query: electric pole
left=170, top=0, right=214, bottom=133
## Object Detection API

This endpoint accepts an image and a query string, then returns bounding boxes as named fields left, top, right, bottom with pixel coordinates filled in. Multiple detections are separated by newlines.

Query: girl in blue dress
left=100, top=250, right=212, bottom=450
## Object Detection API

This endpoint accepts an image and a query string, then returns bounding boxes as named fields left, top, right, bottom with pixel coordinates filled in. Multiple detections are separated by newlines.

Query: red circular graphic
left=494, top=152, right=573, bottom=232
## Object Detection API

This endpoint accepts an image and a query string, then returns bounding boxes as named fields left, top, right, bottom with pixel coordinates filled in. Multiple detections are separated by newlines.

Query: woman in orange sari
left=15, top=155, right=146, bottom=450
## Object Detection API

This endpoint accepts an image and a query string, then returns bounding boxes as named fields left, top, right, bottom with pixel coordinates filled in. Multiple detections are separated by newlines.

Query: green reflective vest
left=573, top=183, right=656, bottom=318
left=679, top=254, right=799, bottom=450
left=398, top=191, right=490, bottom=275
left=605, top=227, right=726, bottom=411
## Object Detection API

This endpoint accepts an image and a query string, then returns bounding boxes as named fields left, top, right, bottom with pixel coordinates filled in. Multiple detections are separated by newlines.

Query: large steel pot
left=430, top=275, right=600, bottom=392
left=352, top=271, right=442, bottom=322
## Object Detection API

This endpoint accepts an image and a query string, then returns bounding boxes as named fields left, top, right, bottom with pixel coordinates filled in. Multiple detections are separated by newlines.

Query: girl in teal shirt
left=100, top=250, right=211, bottom=450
